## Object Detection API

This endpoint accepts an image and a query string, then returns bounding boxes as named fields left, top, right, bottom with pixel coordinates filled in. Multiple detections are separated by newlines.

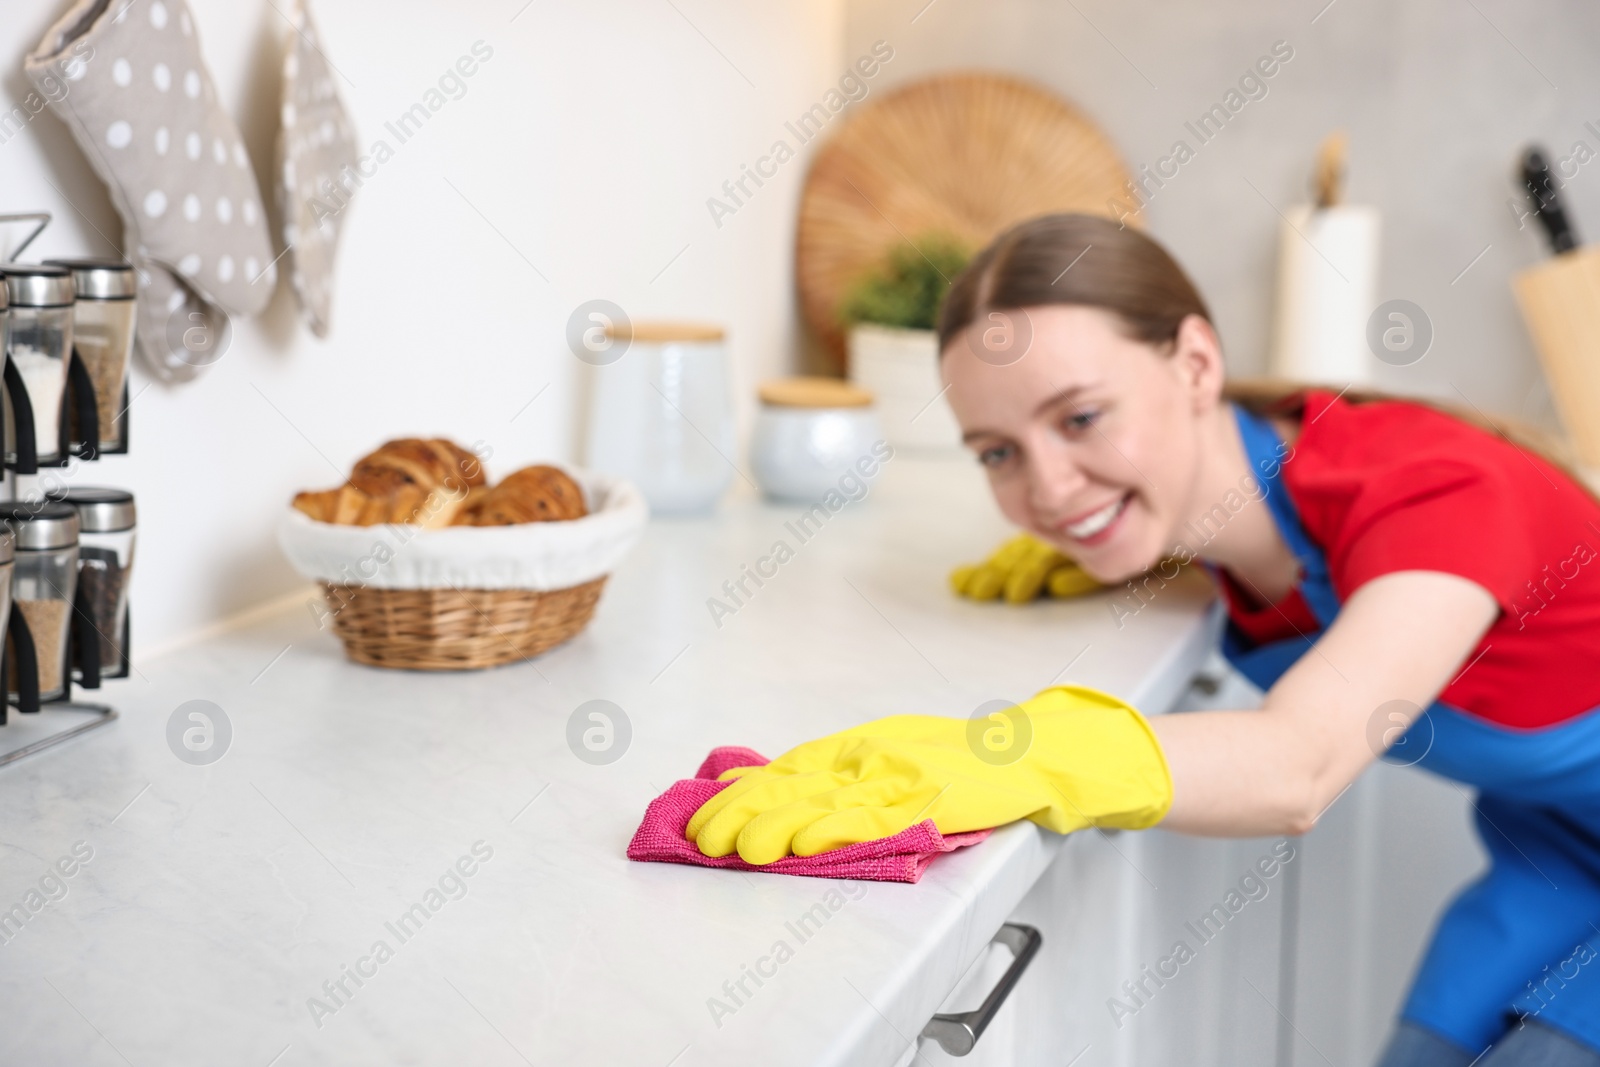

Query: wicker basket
left=279, top=467, right=646, bottom=672
left=319, top=577, right=608, bottom=670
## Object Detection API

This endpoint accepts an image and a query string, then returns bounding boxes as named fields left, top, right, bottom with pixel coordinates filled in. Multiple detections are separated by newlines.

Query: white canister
left=750, top=378, right=882, bottom=502
left=583, top=322, right=735, bottom=516
left=847, top=323, right=962, bottom=454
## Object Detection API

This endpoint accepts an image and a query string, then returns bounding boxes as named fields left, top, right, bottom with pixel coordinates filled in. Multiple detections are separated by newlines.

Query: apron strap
left=1207, top=403, right=1343, bottom=690
left=1228, top=404, right=1342, bottom=627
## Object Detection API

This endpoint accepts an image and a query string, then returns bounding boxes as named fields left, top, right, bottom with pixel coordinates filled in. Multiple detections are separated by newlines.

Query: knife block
left=1513, top=246, right=1600, bottom=466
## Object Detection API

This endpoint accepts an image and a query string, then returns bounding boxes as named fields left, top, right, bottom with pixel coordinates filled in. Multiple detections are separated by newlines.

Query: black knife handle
left=1522, top=147, right=1579, bottom=254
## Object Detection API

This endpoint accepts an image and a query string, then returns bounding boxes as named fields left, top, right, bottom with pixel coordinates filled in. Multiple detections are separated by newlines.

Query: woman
left=686, top=214, right=1600, bottom=1066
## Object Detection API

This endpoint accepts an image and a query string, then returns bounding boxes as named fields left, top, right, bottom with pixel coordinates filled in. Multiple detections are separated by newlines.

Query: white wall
left=2, top=0, right=845, bottom=653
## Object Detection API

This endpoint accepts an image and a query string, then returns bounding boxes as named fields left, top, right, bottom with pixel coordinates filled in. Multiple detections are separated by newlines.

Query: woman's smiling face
left=942, top=304, right=1221, bottom=582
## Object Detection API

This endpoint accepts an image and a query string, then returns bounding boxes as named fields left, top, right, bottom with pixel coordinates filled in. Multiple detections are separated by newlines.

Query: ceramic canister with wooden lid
left=582, top=321, right=734, bottom=516
left=750, top=377, right=883, bottom=502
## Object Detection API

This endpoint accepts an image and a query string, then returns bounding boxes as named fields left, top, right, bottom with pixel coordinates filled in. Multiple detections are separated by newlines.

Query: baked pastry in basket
left=292, top=440, right=586, bottom=528
left=455, top=465, right=587, bottom=525
left=278, top=462, right=643, bottom=671
left=293, top=437, right=485, bottom=527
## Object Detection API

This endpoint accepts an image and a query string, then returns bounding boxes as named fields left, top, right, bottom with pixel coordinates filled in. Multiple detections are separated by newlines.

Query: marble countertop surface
left=0, top=455, right=1217, bottom=1067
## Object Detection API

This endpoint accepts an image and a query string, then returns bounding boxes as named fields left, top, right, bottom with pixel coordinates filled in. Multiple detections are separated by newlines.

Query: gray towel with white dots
left=26, top=0, right=277, bottom=381
left=275, top=0, right=359, bottom=338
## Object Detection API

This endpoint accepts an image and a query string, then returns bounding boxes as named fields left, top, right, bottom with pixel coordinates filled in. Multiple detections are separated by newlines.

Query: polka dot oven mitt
left=276, top=0, right=359, bottom=338
left=26, top=0, right=277, bottom=380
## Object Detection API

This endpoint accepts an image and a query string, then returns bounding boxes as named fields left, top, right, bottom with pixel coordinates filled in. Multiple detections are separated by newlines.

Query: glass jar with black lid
left=0, top=528, right=15, bottom=689
left=45, top=259, right=135, bottom=456
left=2, top=502, right=78, bottom=702
left=52, top=488, right=134, bottom=680
left=1, top=264, right=75, bottom=469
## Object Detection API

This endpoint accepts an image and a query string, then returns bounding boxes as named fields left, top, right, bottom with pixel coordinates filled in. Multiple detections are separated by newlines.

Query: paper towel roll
left=1268, top=204, right=1381, bottom=386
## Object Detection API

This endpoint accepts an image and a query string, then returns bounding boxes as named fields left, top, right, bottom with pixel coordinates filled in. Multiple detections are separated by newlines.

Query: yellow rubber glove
left=685, top=685, right=1172, bottom=865
left=1046, top=563, right=1102, bottom=598
left=950, top=533, right=1102, bottom=603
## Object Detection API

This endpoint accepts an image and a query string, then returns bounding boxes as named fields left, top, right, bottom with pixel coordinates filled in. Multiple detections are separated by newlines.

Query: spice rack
left=0, top=212, right=132, bottom=767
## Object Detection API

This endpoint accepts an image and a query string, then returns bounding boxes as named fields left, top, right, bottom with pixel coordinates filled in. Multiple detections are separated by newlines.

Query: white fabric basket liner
left=277, top=468, right=648, bottom=591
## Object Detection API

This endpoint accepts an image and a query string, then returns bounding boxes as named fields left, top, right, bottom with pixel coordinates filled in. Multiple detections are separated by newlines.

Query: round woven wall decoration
left=797, top=72, right=1136, bottom=367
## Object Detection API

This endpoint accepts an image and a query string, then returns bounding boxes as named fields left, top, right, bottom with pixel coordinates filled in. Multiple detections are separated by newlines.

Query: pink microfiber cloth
left=627, top=746, right=992, bottom=884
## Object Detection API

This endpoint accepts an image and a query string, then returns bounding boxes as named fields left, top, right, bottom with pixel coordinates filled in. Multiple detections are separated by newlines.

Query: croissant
left=292, top=444, right=585, bottom=528
left=291, top=484, right=390, bottom=525
left=291, top=487, right=344, bottom=522
left=292, top=438, right=487, bottom=526
left=453, top=465, right=587, bottom=526
left=501, top=465, right=587, bottom=521
left=349, top=438, right=486, bottom=498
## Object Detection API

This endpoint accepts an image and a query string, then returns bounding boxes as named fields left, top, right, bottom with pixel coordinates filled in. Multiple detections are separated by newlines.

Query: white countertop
left=0, top=456, right=1217, bottom=1067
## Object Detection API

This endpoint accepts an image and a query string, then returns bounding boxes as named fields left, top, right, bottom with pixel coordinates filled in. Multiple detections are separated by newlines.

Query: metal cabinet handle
left=919, top=922, right=1042, bottom=1057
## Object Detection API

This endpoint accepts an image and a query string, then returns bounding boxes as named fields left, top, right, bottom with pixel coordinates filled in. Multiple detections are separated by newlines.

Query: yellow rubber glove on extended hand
left=949, top=533, right=1102, bottom=603
left=685, top=685, right=1172, bottom=865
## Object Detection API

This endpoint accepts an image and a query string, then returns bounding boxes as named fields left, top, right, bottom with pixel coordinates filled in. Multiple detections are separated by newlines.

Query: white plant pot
left=847, top=323, right=962, bottom=453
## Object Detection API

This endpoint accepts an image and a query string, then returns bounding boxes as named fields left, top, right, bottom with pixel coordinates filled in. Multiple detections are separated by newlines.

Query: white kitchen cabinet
left=1121, top=827, right=1291, bottom=1067
left=1120, top=663, right=1288, bottom=1067
left=904, top=658, right=1486, bottom=1067
left=906, top=662, right=1291, bottom=1067
left=1287, top=758, right=1484, bottom=1066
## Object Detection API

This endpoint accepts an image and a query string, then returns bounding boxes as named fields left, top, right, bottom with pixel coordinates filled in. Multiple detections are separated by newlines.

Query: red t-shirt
left=1218, top=389, right=1600, bottom=729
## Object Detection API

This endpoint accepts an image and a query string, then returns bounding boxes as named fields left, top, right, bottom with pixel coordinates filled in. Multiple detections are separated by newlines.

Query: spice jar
left=54, top=488, right=134, bottom=681
left=46, top=259, right=135, bottom=455
left=0, top=529, right=15, bottom=685
left=1, top=264, right=75, bottom=468
left=3, top=503, right=79, bottom=702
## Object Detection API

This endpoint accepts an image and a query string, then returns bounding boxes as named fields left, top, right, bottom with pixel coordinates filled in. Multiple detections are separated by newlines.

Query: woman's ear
left=1170, top=313, right=1226, bottom=413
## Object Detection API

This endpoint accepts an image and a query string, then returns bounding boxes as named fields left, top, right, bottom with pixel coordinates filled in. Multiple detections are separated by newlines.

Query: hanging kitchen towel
left=275, top=0, right=359, bottom=338
left=627, top=746, right=992, bottom=883
left=135, top=257, right=233, bottom=377
left=25, top=0, right=278, bottom=382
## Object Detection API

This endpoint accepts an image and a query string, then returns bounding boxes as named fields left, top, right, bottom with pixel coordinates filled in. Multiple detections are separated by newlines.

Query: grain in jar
left=46, top=259, right=136, bottom=454
left=2, top=503, right=79, bottom=700
left=53, top=488, right=135, bottom=680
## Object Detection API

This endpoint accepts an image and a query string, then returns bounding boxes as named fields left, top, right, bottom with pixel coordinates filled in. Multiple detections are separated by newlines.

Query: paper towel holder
left=1312, top=130, right=1349, bottom=209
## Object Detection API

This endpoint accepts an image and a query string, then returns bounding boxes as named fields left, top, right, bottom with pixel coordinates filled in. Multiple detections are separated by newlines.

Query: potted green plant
left=839, top=237, right=969, bottom=451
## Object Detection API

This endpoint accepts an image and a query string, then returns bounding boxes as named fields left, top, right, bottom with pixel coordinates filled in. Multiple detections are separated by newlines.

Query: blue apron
left=1214, top=405, right=1600, bottom=1055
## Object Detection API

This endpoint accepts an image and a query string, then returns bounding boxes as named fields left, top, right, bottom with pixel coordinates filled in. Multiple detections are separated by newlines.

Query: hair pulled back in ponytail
left=936, top=213, right=1591, bottom=499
